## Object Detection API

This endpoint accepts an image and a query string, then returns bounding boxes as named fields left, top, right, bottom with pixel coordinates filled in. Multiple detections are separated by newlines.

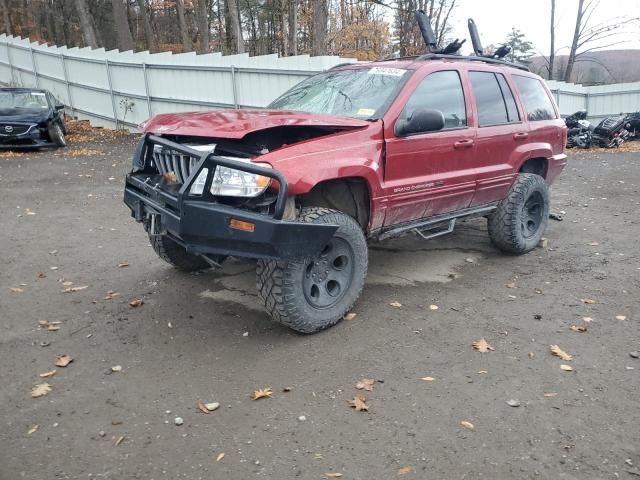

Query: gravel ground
left=0, top=136, right=639, bottom=480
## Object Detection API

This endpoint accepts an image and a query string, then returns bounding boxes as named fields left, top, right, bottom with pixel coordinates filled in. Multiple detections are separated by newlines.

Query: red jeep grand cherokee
left=124, top=53, right=567, bottom=333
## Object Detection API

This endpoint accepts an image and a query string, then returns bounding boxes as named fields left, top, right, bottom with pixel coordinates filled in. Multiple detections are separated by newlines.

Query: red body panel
left=142, top=59, right=567, bottom=235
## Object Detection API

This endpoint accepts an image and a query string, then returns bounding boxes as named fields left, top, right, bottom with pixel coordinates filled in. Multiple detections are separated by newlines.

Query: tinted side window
left=496, top=74, right=520, bottom=122
left=513, top=75, right=556, bottom=121
left=469, top=71, right=510, bottom=126
left=401, top=71, right=466, bottom=130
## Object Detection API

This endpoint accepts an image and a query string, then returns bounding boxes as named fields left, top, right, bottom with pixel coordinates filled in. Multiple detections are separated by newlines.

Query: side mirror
left=396, top=108, right=445, bottom=136
left=55, top=104, right=65, bottom=110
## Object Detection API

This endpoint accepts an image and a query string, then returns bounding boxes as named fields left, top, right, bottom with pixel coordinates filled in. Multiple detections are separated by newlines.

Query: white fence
left=0, top=34, right=357, bottom=129
left=1, top=34, right=639, bottom=129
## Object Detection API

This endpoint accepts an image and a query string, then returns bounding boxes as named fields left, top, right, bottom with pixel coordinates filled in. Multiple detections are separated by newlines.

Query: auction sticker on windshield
left=368, top=67, right=406, bottom=77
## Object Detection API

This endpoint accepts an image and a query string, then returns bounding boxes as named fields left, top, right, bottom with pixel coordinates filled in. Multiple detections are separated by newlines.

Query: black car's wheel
left=256, top=207, right=368, bottom=334
left=48, top=122, right=66, bottom=147
left=149, top=234, right=210, bottom=272
left=488, top=173, right=550, bottom=254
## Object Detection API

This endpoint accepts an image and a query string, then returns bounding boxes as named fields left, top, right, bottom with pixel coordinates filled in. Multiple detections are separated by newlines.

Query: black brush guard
left=124, top=134, right=338, bottom=260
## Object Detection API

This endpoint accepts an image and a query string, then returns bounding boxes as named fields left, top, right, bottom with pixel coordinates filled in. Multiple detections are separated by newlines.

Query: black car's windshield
left=0, top=91, right=49, bottom=110
left=268, top=67, right=410, bottom=119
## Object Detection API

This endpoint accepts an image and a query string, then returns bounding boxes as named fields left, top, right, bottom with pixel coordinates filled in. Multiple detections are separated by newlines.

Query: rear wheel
left=48, top=122, right=66, bottom=147
left=488, top=173, right=550, bottom=254
left=149, top=234, right=209, bottom=272
left=256, top=207, right=368, bottom=334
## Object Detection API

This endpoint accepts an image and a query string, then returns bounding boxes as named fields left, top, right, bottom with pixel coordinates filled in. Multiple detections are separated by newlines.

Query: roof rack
left=414, top=53, right=529, bottom=71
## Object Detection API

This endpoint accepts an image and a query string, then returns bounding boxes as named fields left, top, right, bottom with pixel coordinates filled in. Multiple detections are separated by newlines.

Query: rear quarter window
left=513, top=75, right=557, bottom=121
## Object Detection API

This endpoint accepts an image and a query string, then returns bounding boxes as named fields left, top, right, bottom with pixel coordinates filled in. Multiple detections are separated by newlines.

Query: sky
left=441, top=0, right=640, bottom=57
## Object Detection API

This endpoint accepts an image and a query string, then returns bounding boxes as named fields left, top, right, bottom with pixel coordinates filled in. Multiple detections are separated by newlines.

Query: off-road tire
left=256, top=207, right=368, bottom=334
left=149, top=234, right=209, bottom=272
left=488, top=173, right=550, bottom=254
left=48, top=122, right=66, bottom=147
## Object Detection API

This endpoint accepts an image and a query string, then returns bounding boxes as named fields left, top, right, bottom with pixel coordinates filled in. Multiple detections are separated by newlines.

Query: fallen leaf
left=588, top=242, right=599, bottom=246
left=104, top=290, right=120, bottom=300
left=118, top=262, right=129, bottom=268
left=472, top=338, right=494, bottom=352
left=252, top=387, right=273, bottom=400
left=355, top=378, right=375, bottom=391
left=162, top=172, right=178, bottom=184
left=39, top=370, right=57, bottom=378
left=616, top=315, right=627, bottom=321
left=47, top=324, right=61, bottom=332
left=580, top=298, right=596, bottom=304
left=398, top=466, right=413, bottom=475
left=324, top=474, right=343, bottom=478
left=111, top=365, right=122, bottom=372
left=349, top=395, right=369, bottom=412
left=543, top=392, right=558, bottom=397
left=560, top=364, right=574, bottom=371
left=27, top=425, right=39, bottom=434
left=54, top=354, right=73, bottom=367
left=534, top=288, right=543, bottom=294
left=37, top=272, right=46, bottom=278
left=10, top=287, right=24, bottom=293
left=583, top=317, right=594, bottom=322
left=420, top=376, right=435, bottom=381
left=389, top=301, right=402, bottom=308
left=115, top=435, right=125, bottom=446
left=550, top=345, right=573, bottom=361
left=343, top=312, right=357, bottom=321
left=282, top=387, right=292, bottom=392
left=197, top=401, right=210, bottom=414
left=429, top=304, right=439, bottom=310
left=460, top=420, right=474, bottom=430
left=570, top=325, right=588, bottom=332
left=477, top=370, right=488, bottom=374
left=62, top=285, right=88, bottom=293
left=31, top=383, right=52, bottom=398
left=61, top=281, right=73, bottom=286
left=505, top=283, right=516, bottom=289
left=129, top=298, right=144, bottom=307
left=216, top=452, right=225, bottom=462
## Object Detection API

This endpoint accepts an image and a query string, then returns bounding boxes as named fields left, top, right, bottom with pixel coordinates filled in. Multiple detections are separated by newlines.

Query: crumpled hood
left=0, top=108, right=51, bottom=123
left=141, top=109, right=370, bottom=139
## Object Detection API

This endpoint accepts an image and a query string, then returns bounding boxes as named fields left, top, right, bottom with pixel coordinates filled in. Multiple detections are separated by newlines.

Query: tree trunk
left=564, top=0, right=584, bottom=83
left=196, top=0, right=209, bottom=53
left=74, top=0, right=99, bottom=48
left=548, top=0, right=555, bottom=79
left=111, top=0, right=134, bottom=50
left=227, top=0, right=243, bottom=53
left=311, top=0, right=326, bottom=55
left=137, top=0, right=157, bottom=52
left=176, top=0, right=192, bottom=51
left=280, top=0, right=288, bottom=55
left=288, top=0, right=296, bottom=55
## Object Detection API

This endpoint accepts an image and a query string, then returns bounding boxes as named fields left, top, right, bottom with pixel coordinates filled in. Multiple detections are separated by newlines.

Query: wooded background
left=0, top=0, right=637, bottom=83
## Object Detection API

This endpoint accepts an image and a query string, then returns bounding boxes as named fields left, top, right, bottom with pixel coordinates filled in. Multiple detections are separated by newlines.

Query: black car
left=0, top=88, right=67, bottom=149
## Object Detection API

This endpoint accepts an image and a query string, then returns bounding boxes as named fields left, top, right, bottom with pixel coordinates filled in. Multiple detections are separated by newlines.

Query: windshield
left=0, top=91, right=49, bottom=110
left=268, top=67, right=410, bottom=119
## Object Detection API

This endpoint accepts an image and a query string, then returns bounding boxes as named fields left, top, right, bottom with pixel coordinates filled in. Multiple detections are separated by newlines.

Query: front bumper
left=123, top=134, right=338, bottom=260
left=0, top=124, right=54, bottom=149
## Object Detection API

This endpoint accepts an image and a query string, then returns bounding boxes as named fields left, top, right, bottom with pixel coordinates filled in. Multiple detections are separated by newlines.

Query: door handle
left=513, top=132, right=529, bottom=140
left=453, top=139, right=474, bottom=149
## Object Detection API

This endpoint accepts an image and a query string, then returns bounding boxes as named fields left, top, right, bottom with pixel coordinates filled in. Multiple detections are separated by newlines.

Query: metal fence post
left=6, top=42, right=15, bottom=85
left=104, top=58, right=119, bottom=129
left=142, top=62, right=152, bottom=118
left=230, top=65, right=239, bottom=109
left=60, top=54, right=75, bottom=117
left=29, top=45, right=40, bottom=88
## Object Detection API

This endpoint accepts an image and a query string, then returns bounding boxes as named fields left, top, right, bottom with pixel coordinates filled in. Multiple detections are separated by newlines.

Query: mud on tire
left=256, top=207, right=368, bottom=334
left=149, top=234, right=209, bottom=272
left=488, top=173, right=550, bottom=254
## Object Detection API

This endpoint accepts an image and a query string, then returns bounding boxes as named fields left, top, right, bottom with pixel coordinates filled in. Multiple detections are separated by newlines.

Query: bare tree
left=548, top=0, right=555, bottom=79
left=111, top=0, right=134, bottom=50
left=176, top=0, right=192, bottom=51
left=564, top=0, right=638, bottom=82
left=0, top=0, right=10, bottom=34
left=312, top=0, right=327, bottom=55
left=288, top=0, right=297, bottom=55
left=195, top=0, right=210, bottom=52
left=137, top=0, right=157, bottom=52
left=227, top=0, right=244, bottom=52
left=74, top=0, right=99, bottom=48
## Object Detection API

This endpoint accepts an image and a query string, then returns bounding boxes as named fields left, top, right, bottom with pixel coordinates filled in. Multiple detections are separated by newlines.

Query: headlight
left=185, top=144, right=271, bottom=198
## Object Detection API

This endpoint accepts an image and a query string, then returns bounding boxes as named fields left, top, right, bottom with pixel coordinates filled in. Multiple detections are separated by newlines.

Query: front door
left=383, top=70, right=477, bottom=227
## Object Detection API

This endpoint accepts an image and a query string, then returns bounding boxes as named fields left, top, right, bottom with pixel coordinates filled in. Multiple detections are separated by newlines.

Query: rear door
left=383, top=70, right=477, bottom=226
left=466, top=70, right=526, bottom=206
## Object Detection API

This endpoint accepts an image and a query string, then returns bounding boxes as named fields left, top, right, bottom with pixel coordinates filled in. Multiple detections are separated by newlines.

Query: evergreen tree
left=505, top=28, right=534, bottom=64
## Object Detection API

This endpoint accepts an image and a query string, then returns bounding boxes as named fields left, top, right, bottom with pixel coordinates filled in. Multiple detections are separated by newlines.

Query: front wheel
left=48, top=122, right=66, bottom=147
left=488, top=173, right=550, bottom=254
left=149, top=234, right=210, bottom=272
left=256, top=207, right=368, bottom=334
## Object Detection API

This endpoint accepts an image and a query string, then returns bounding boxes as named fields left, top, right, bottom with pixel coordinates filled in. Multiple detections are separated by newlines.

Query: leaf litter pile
left=65, top=119, right=130, bottom=145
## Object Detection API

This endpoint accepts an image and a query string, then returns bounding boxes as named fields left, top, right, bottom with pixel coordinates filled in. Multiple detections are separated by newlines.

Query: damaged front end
left=124, top=134, right=338, bottom=260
